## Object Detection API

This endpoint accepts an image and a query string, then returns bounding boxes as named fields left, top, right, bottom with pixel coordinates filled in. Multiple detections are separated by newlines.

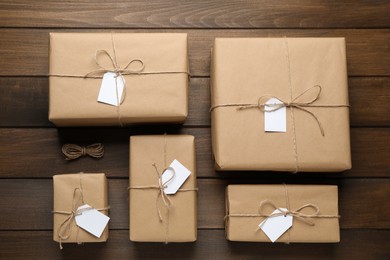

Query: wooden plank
left=0, top=128, right=388, bottom=178
left=0, top=179, right=388, bottom=230
left=1, top=77, right=389, bottom=127
left=0, top=77, right=49, bottom=127
left=0, top=230, right=389, bottom=259
left=0, top=29, right=389, bottom=76
left=0, top=0, right=389, bottom=29
left=348, top=77, right=390, bottom=127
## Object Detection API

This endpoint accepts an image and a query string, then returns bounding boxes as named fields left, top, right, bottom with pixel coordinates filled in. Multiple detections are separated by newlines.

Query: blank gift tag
left=75, top=204, right=110, bottom=238
left=259, top=208, right=293, bottom=242
left=161, top=159, right=191, bottom=195
left=97, top=72, right=125, bottom=106
left=264, top=98, right=286, bottom=132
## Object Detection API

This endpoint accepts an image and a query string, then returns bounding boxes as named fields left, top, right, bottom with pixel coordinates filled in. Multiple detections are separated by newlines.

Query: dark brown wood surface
left=0, top=1, right=389, bottom=259
left=0, top=0, right=389, bottom=28
left=1, top=29, right=390, bottom=76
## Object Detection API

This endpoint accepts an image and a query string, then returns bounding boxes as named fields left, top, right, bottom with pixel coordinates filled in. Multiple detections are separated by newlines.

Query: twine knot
left=84, top=34, right=145, bottom=126
left=152, top=163, right=174, bottom=221
left=258, top=199, right=320, bottom=227
left=53, top=187, right=91, bottom=249
left=238, top=85, right=326, bottom=136
left=84, top=49, right=145, bottom=80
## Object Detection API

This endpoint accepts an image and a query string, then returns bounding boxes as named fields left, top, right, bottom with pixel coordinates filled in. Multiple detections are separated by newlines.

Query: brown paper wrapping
left=129, top=135, right=197, bottom=242
left=49, top=33, right=189, bottom=126
left=225, top=185, right=340, bottom=243
left=211, top=38, right=351, bottom=172
left=53, top=173, right=109, bottom=244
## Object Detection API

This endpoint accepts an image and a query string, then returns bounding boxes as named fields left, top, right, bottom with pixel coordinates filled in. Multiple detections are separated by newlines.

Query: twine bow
left=85, top=50, right=145, bottom=78
left=258, top=199, right=321, bottom=227
left=151, top=163, right=175, bottom=221
left=53, top=188, right=91, bottom=249
left=85, top=34, right=144, bottom=126
left=61, top=143, right=104, bottom=160
left=237, top=85, right=328, bottom=136
left=84, top=47, right=145, bottom=106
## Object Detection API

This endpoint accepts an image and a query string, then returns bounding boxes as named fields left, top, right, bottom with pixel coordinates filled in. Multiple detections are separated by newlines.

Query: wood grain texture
left=0, top=230, right=388, bottom=260
left=0, top=0, right=389, bottom=29
left=348, top=77, right=390, bottom=127
left=0, top=179, right=388, bottom=230
left=0, top=1, right=389, bottom=258
left=0, top=77, right=389, bottom=127
left=0, top=128, right=389, bottom=178
left=0, top=29, right=389, bottom=76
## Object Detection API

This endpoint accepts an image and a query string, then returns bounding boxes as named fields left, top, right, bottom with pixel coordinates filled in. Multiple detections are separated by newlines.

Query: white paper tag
left=97, top=72, right=125, bottom=106
left=259, top=208, right=293, bottom=242
left=161, top=159, right=191, bottom=195
left=75, top=204, right=110, bottom=238
left=264, top=98, right=286, bottom=132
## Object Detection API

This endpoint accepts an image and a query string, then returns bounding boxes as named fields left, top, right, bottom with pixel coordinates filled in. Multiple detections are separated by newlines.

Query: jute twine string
left=225, top=184, right=340, bottom=243
left=210, top=38, right=349, bottom=173
left=52, top=173, right=110, bottom=249
left=128, top=134, right=198, bottom=243
left=61, top=143, right=104, bottom=160
left=49, top=33, right=191, bottom=126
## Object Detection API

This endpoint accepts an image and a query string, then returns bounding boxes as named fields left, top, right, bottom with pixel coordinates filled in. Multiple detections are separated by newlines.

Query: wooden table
left=0, top=1, right=389, bottom=259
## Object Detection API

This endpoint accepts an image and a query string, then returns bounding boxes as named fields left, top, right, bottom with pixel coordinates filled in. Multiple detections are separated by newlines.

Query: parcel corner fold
left=211, top=37, right=352, bottom=172
left=49, top=32, right=189, bottom=126
left=129, top=135, right=197, bottom=242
